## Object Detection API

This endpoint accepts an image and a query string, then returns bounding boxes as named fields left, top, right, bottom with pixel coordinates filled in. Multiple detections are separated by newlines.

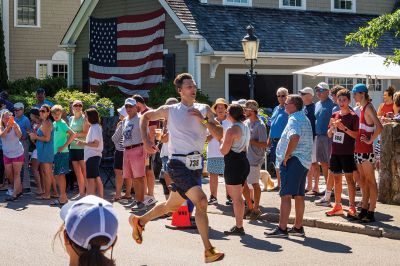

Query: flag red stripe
left=117, top=21, right=165, bottom=38
left=89, top=67, right=163, bottom=80
left=96, top=81, right=160, bottom=90
left=117, top=37, right=164, bottom=53
left=116, top=52, right=164, bottom=67
left=117, top=9, right=164, bottom=24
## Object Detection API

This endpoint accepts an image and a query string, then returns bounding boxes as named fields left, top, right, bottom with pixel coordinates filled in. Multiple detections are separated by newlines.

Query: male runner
left=129, top=73, right=224, bottom=263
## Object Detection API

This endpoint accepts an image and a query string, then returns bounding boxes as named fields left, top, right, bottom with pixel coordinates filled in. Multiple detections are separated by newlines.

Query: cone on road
left=165, top=204, right=197, bottom=230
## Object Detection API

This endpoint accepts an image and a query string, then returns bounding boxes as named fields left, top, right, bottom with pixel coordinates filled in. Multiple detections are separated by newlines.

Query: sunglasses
left=315, top=89, right=327, bottom=93
left=39, top=110, right=47, bottom=113
left=73, top=104, right=83, bottom=107
left=277, top=95, right=286, bottom=98
left=15, top=109, right=23, bottom=111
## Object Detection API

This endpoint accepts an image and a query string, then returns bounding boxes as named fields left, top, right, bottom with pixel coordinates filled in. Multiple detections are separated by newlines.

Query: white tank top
left=230, top=122, right=250, bottom=153
left=167, top=102, right=208, bottom=157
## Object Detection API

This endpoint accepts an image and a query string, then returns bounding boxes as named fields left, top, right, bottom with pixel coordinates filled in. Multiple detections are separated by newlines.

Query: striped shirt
left=276, top=111, right=313, bottom=169
left=111, top=123, right=124, bottom=151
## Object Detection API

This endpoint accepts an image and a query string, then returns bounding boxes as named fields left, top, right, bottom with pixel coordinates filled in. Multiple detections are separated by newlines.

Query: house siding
left=8, top=0, right=81, bottom=80
left=208, top=0, right=395, bottom=15
left=73, top=0, right=187, bottom=88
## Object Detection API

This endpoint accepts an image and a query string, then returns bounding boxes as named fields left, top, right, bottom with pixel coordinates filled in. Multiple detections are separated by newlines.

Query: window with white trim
left=52, top=64, right=68, bottom=79
left=326, top=77, right=381, bottom=91
left=38, top=63, right=48, bottom=79
left=15, top=0, right=40, bottom=27
left=223, top=0, right=251, bottom=7
left=36, top=51, right=68, bottom=80
left=280, top=0, right=305, bottom=10
left=331, top=0, right=355, bottom=12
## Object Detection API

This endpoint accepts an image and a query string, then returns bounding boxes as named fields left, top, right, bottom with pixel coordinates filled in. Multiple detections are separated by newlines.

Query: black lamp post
left=242, top=25, right=259, bottom=100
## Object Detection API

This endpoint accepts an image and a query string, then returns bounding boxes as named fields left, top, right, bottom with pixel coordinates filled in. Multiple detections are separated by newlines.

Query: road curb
left=258, top=213, right=400, bottom=240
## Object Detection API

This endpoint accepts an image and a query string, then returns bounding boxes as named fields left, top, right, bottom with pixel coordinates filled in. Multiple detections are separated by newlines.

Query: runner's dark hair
left=228, top=104, right=246, bottom=121
left=173, top=73, right=194, bottom=90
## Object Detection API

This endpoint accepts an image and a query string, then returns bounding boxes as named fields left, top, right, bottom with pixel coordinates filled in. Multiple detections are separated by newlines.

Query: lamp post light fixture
left=242, top=25, right=259, bottom=100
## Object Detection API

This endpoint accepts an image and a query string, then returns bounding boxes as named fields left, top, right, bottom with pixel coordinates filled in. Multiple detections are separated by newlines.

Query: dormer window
left=223, top=0, right=252, bottom=7
left=331, top=0, right=355, bottom=12
left=280, top=0, right=306, bottom=10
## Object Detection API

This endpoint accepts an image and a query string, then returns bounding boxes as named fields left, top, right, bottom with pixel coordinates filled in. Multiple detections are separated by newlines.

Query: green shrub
left=53, top=89, right=114, bottom=118
left=8, top=76, right=67, bottom=97
left=95, top=83, right=125, bottom=109
left=148, top=81, right=212, bottom=108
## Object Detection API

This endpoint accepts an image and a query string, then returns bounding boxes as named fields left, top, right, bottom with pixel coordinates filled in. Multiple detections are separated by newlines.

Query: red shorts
left=4, top=154, right=24, bottom=164
left=123, top=146, right=146, bottom=179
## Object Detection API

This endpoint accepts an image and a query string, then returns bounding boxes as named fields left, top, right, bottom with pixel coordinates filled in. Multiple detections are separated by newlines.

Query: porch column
left=66, top=47, right=75, bottom=87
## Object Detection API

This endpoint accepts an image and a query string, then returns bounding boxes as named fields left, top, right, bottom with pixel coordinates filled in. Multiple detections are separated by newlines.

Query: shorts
left=354, top=153, right=376, bottom=164
left=113, top=150, right=123, bottom=170
left=311, top=138, right=317, bottom=163
left=247, top=164, right=262, bottom=185
left=159, top=156, right=169, bottom=179
left=206, top=157, right=225, bottom=175
left=4, top=154, right=24, bottom=165
left=123, top=146, right=145, bottom=179
left=224, top=150, right=250, bottom=186
left=86, top=156, right=101, bottom=179
left=167, top=159, right=202, bottom=200
left=330, top=154, right=357, bottom=174
left=279, top=156, right=308, bottom=197
left=31, top=149, right=38, bottom=160
left=69, top=149, right=84, bottom=161
left=54, top=152, right=70, bottom=176
left=315, top=135, right=332, bottom=163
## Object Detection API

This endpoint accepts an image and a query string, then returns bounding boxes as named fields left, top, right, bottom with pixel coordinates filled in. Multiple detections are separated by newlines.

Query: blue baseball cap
left=352, top=83, right=368, bottom=93
left=60, top=195, right=118, bottom=251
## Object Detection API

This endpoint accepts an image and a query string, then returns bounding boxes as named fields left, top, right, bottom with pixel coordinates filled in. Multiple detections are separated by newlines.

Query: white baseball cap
left=14, top=102, right=24, bottom=109
left=60, top=195, right=118, bottom=251
left=315, top=82, right=330, bottom=91
left=299, top=87, right=314, bottom=96
left=124, top=98, right=137, bottom=106
left=232, top=98, right=247, bottom=107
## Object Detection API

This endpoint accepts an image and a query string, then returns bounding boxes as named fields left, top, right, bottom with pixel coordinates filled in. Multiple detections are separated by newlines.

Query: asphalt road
left=1, top=186, right=399, bottom=266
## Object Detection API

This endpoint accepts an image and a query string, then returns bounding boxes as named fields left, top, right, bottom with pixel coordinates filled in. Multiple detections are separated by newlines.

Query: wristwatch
left=201, top=119, right=208, bottom=125
left=344, top=127, right=348, bottom=132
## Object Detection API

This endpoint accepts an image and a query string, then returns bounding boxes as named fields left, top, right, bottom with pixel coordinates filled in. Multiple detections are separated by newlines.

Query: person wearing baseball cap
left=33, top=88, right=54, bottom=109
left=207, top=98, right=232, bottom=206
left=13, top=102, right=32, bottom=193
left=313, top=82, right=335, bottom=207
left=243, top=99, right=267, bottom=221
left=57, top=195, right=118, bottom=266
left=352, top=83, right=382, bottom=223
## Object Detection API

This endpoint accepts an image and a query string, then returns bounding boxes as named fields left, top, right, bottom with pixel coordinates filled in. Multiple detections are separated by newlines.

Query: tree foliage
left=345, top=8, right=400, bottom=64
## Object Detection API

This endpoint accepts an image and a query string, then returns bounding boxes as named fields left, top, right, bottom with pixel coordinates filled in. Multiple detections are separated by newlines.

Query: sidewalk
left=202, top=176, right=400, bottom=240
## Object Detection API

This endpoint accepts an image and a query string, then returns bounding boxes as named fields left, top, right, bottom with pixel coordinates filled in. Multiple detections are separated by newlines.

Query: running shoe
left=204, top=247, right=224, bottom=263
left=129, top=215, right=144, bottom=244
left=360, top=211, right=376, bottom=223
left=131, top=202, right=147, bottom=212
left=224, top=226, right=245, bottom=236
left=249, top=209, right=262, bottom=221
left=143, top=195, right=157, bottom=206
left=347, top=206, right=357, bottom=217
left=355, top=208, right=368, bottom=220
left=264, top=226, right=289, bottom=238
left=314, top=198, right=331, bottom=207
left=288, top=226, right=305, bottom=237
left=208, top=195, right=218, bottom=205
left=243, top=207, right=252, bottom=219
left=325, top=204, right=344, bottom=216
left=225, top=196, right=232, bottom=206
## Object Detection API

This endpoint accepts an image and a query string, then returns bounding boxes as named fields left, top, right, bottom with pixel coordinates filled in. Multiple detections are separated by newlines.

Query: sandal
left=112, top=196, right=122, bottom=202
left=49, top=199, right=68, bottom=207
left=35, top=195, right=51, bottom=200
left=121, top=195, right=132, bottom=200
left=305, top=190, right=317, bottom=196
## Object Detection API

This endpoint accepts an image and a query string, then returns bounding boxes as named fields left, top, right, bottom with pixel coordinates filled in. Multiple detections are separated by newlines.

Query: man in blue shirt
left=265, top=94, right=313, bottom=238
left=14, top=102, right=32, bottom=193
left=313, top=82, right=335, bottom=206
left=32, top=88, right=54, bottom=109
left=267, top=87, right=289, bottom=191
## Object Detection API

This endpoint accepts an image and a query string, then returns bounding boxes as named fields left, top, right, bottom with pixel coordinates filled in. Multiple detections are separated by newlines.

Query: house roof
left=165, top=0, right=400, bottom=55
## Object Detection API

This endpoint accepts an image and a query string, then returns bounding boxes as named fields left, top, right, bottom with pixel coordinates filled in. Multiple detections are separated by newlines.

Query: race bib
left=333, top=131, right=345, bottom=144
left=185, top=154, right=203, bottom=170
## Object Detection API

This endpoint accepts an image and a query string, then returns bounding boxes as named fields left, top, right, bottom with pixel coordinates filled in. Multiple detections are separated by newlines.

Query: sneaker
left=360, top=211, right=376, bottom=223
left=204, top=247, right=224, bottom=263
left=315, top=198, right=331, bottom=207
left=356, top=208, right=368, bottom=220
left=208, top=195, right=218, bottom=205
left=131, top=202, right=147, bottom=212
left=22, top=188, right=32, bottom=194
left=225, top=196, right=232, bottom=206
left=143, top=195, right=157, bottom=206
left=264, top=226, right=289, bottom=238
left=325, top=204, right=344, bottom=216
left=347, top=206, right=357, bottom=217
left=6, top=189, right=14, bottom=196
left=243, top=208, right=252, bottom=219
left=249, top=209, right=262, bottom=221
left=288, top=226, right=305, bottom=237
left=224, top=226, right=245, bottom=236
left=129, top=215, right=144, bottom=244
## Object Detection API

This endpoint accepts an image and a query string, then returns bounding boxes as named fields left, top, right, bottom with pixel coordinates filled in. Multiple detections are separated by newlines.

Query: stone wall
left=379, top=123, right=400, bottom=205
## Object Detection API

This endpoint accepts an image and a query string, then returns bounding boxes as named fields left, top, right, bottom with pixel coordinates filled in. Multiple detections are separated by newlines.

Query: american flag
left=89, top=9, right=165, bottom=96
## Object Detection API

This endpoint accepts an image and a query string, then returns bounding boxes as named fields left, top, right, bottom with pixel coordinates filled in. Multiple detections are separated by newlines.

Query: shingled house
left=61, top=0, right=400, bottom=108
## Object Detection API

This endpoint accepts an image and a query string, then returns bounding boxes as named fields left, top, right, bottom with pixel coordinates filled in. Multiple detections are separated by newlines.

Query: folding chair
left=100, top=156, right=115, bottom=188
